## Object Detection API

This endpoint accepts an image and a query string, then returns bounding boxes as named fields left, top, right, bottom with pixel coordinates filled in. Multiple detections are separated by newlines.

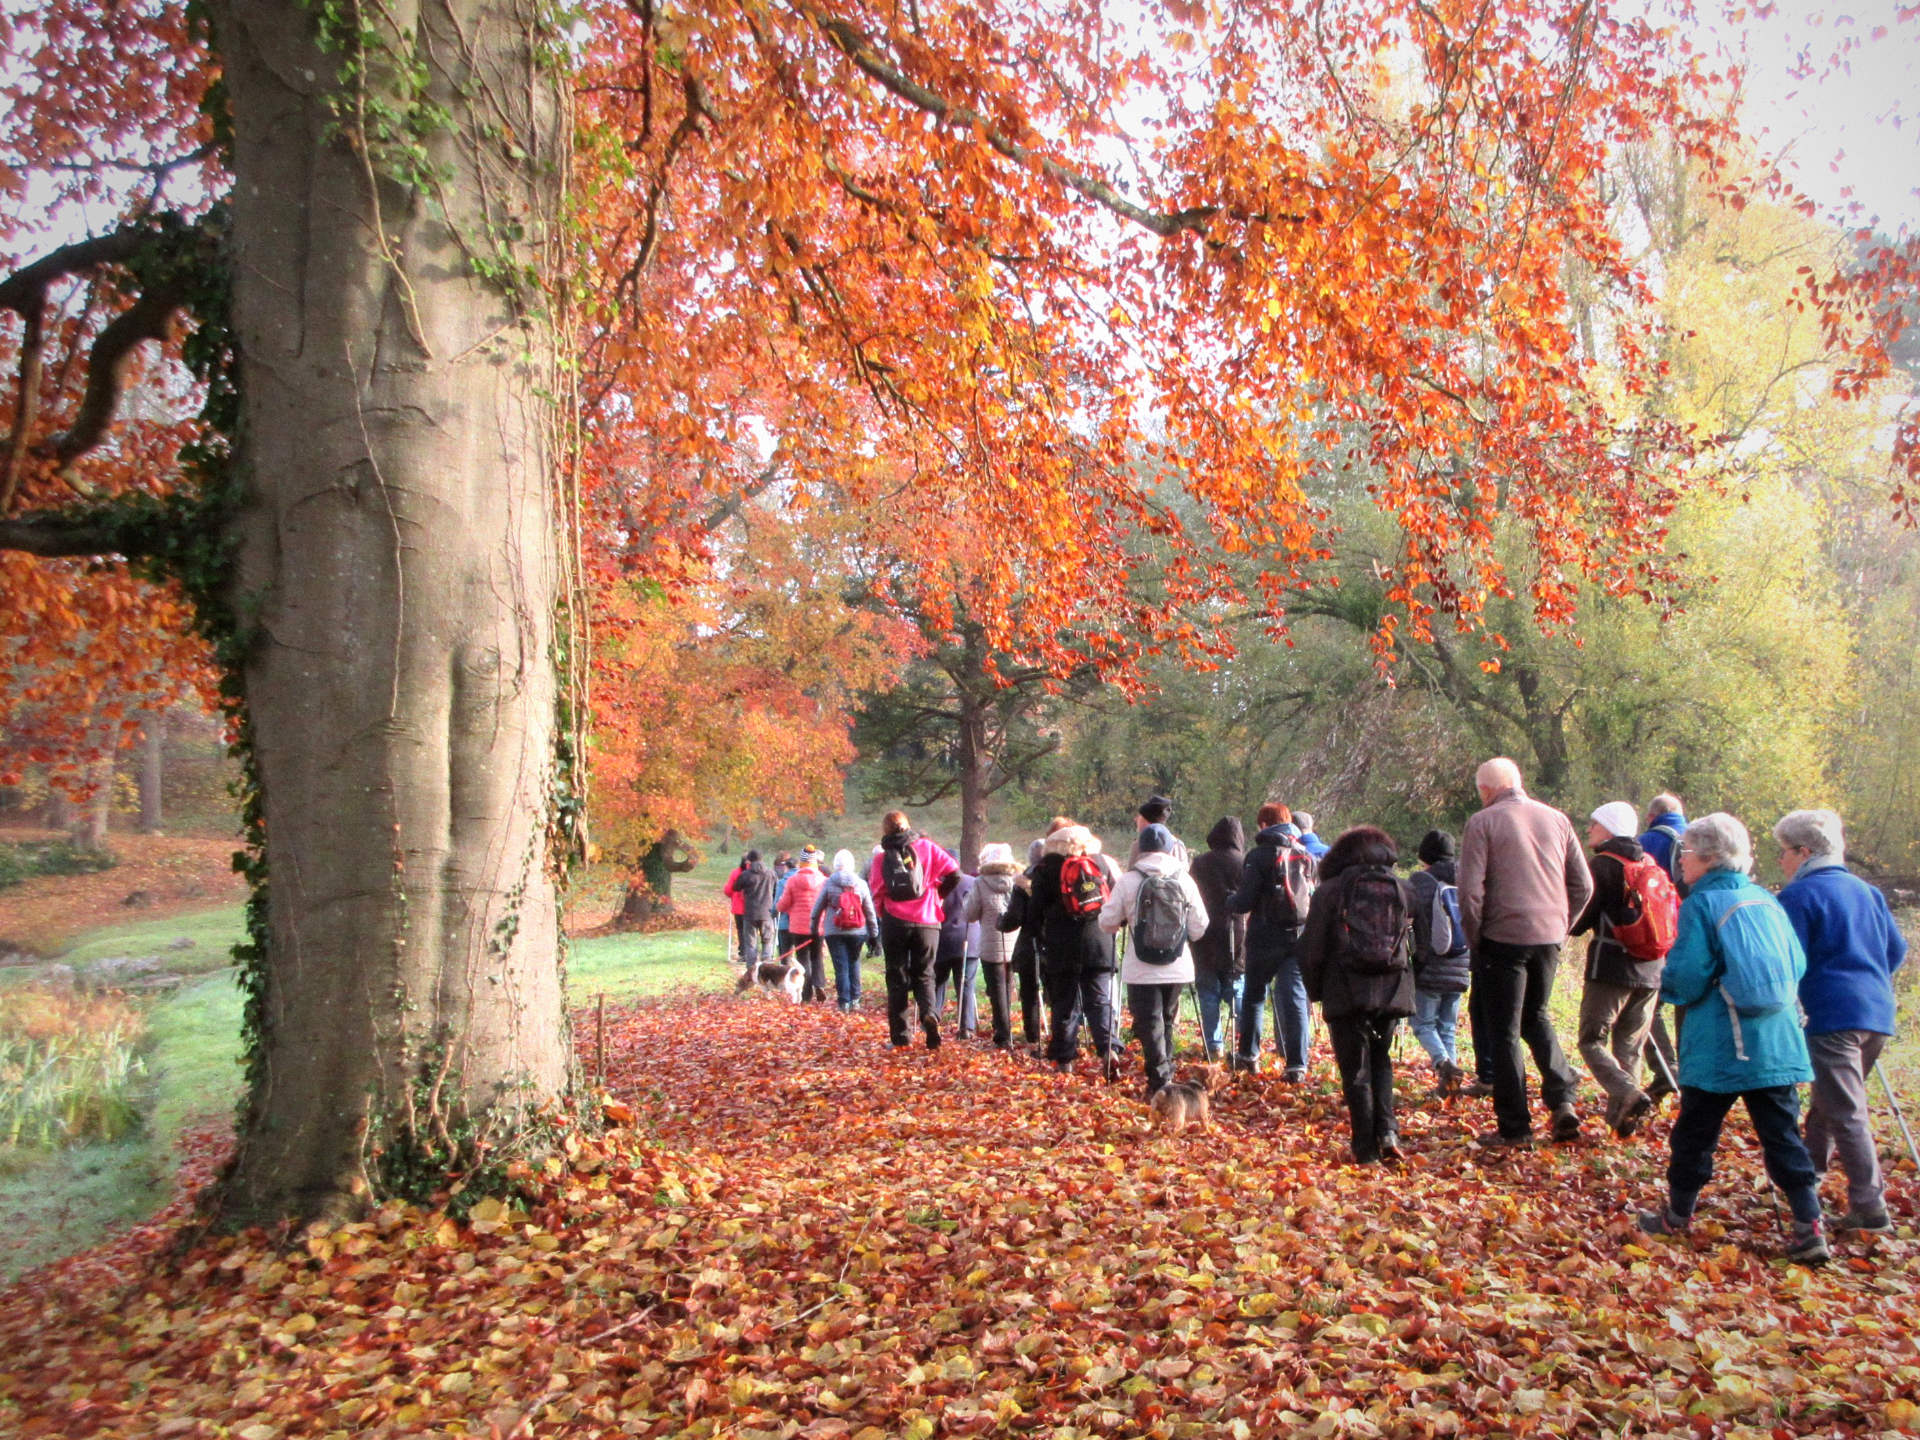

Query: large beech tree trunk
left=137, top=711, right=166, bottom=834
left=213, top=0, right=571, bottom=1224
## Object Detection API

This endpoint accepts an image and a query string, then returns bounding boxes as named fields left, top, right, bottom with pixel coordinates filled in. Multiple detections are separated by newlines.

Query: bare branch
left=0, top=511, right=147, bottom=559
left=805, top=8, right=1233, bottom=239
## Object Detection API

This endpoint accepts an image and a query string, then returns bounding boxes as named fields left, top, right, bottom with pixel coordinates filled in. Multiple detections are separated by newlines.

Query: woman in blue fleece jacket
left=1774, top=809, right=1908, bottom=1233
left=1639, top=813, right=1828, bottom=1265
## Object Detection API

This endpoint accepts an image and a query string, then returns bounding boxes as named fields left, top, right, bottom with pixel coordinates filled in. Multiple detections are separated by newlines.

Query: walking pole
left=1875, top=1061, right=1920, bottom=1171
left=1188, top=982, right=1215, bottom=1063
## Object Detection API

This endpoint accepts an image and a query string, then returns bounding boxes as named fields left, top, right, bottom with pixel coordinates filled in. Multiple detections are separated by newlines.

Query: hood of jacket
left=1253, top=823, right=1293, bottom=848
left=1424, top=856, right=1459, bottom=886
left=973, top=868, right=1018, bottom=899
left=1595, top=835, right=1646, bottom=863
left=1044, top=825, right=1098, bottom=858
left=1207, top=816, right=1246, bottom=852
left=1130, top=850, right=1185, bottom=879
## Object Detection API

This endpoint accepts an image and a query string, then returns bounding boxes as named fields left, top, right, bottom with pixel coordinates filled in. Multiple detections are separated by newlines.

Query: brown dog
left=736, top=956, right=806, bottom=1003
left=1149, top=1080, right=1214, bottom=1134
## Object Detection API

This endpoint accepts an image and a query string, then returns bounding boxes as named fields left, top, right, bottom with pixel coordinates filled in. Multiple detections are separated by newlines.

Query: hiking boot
left=1637, top=1204, right=1690, bottom=1238
left=1645, top=1075, right=1676, bottom=1104
left=1102, top=1051, right=1119, bottom=1084
left=1833, top=1207, right=1894, bottom=1235
left=1282, top=1067, right=1307, bottom=1084
left=1476, top=1129, right=1534, bottom=1150
left=1229, top=1053, right=1258, bottom=1074
left=1551, top=1106, right=1582, bottom=1143
left=1785, top=1220, right=1831, bottom=1266
left=1379, top=1136, right=1404, bottom=1163
left=1434, top=1060, right=1463, bottom=1098
left=1613, top=1091, right=1655, bottom=1140
left=1461, top=1079, right=1496, bottom=1098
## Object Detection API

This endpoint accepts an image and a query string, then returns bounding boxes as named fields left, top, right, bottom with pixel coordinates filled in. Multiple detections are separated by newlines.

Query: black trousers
left=982, top=961, right=1014, bottom=1047
left=1012, top=934, right=1044, bottom=1043
left=1668, top=1084, right=1821, bottom=1223
left=1127, top=983, right=1183, bottom=1096
left=1473, top=938, right=1578, bottom=1138
left=1043, top=959, right=1114, bottom=1063
left=795, top=935, right=827, bottom=1002
left=880, top=918, right=941, bottom=1048
left=1325, top=1012, right=1400, bottom=1161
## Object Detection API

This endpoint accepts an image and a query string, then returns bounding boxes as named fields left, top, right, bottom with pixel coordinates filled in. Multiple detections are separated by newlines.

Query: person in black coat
left=1025, top=822, right=1120, bottom=1076
left=1301, top=827, right=1418, bottom=1164
left=1407, top=830, right=1471, bottom=1095
left=1228, top=803, right=1317, bottom=1078
left=997, top=838, right=1049, bottom=1047
left=1188, top=816, right=1248, bottom=1060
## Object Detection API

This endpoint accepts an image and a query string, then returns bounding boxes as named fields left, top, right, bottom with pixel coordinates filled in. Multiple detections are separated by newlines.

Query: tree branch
left=805, top=8, right=1236, bottom=239
left=0, top=511, right=148, bottom=559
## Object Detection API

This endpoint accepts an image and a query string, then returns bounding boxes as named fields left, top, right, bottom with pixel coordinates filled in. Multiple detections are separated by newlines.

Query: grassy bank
left=1, top=906, right=734, bottom=1281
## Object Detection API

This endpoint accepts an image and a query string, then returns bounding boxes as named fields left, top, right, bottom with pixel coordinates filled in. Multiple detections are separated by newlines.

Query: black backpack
left=1337, top=866, right=1412, bottom=975
left=879, top=834, right=925, bottom=903
left=1132, top=871, right=1190, bottom=964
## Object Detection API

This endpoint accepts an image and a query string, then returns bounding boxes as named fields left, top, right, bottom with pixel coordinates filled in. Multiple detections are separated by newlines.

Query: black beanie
left=1417, top=830, right=1455, bottom=864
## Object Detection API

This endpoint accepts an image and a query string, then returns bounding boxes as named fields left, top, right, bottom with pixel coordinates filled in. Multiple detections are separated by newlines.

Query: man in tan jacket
left=1458, top=757, right=1595, bottom=1148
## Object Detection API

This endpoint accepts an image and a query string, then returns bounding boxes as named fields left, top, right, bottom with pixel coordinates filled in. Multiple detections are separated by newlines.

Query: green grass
left=0, top=905, right=738, bottom=1281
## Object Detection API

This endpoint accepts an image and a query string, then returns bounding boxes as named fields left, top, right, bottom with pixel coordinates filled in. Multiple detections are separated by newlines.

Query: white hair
left=1293, top=811, right=1315, bottom=832
left=1773, top=809, right=1844, bottom=862
left=1683, top=812, right=1753, bottom=875
left=1475, top=757, right=1524, bottom=795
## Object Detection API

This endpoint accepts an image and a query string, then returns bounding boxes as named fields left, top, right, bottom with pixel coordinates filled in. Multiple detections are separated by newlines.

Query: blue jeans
left=936, top=955, right=980, bottom=1034
left=1193, top=969, right=1243, bottom=1059
left=1238, top=934, right=1308, bottom=1070
left=1411, top=989, right=1461, bottom=1067
left=825, top=934, right=865, bottom=1008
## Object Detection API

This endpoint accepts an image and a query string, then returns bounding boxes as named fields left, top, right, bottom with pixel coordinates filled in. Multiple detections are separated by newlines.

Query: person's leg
left=1194, top=968, right=1225, bottom=1059
left=1411, top=989, right=1449, bottom=1069
left=1081, top=965, right=1116, bottom=1060
left=1519, top=943, right=1579, bottom=1118
left=983, top=961, right=1013, bottom=1046
left=1128, top=984, right=1174, bottom=1095
left=1474, top=941, right=1532, bottom=1138
left=1805, top=1030, right=1889, bottom=1218
left=906, top=926, right=942, bottom=1048
left=1743, top=1085, right=1824, bottom=1224
left=805, top=938, right=829, bottom=1002
left=1044, top=960, right=1083, bottom=1064
left=1646, top=1007, right=1678, bottom=1096
left=826, top=935, right=857, bottom=1009
left=1577, top=979, right=1638, bottom=1114
left=1467, top=958, right=1496, bottom=1089
left=1273, top=935, right=1311, bottom=1074
left=933, top=954, right=956, bottom=1016
left=959, top=956, right=980, bottom=1036
left=1236, top=947, right=1280, bottom=1069
left=880, top=920, right=913, bottom=1046
left=1323, top=1015, right=1375, bottom=1161
left=1666, top=1087, right=1739, bottom=1218
left=1610, top=986, right=1658, bottom=1089
left=1016, top=943, right=1044, bottom=1044
left=1370, top=1016, right=1400, bottom=1153
left=1435, top=992, right=1461, bottom=1065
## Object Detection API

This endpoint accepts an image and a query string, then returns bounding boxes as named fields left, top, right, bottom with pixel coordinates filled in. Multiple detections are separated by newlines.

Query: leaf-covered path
left=4, top=997, right=1917, bottom=1437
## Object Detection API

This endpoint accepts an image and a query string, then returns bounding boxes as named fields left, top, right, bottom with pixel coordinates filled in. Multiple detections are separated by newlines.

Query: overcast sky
left=1725, top=0, right=1920, bottom=234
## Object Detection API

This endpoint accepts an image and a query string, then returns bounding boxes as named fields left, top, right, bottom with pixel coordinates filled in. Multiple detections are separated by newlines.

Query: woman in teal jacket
left=1638, top=813, right=1829, bottom=1265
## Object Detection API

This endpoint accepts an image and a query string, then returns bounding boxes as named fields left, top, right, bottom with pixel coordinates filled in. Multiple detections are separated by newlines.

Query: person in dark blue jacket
left=1638, top=813, right=1828, bottom=1265
left=1774, top=809, right=1908, bottom=1234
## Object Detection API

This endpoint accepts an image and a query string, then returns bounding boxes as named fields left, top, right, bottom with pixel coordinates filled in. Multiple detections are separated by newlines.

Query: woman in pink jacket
left=778, top=850, right=830, bottom=1001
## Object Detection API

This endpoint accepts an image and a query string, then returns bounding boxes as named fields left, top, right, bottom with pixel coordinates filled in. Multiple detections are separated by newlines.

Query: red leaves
left=4, top=995, right=1916, bottom=1436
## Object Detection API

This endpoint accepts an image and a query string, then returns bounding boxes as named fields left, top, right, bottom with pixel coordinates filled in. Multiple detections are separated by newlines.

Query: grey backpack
left=1132, top=872, right=1190, bottom=965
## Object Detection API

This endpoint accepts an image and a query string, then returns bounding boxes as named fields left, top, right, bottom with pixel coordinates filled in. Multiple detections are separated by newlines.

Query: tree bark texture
left=955, top=686, right=990, bottom=873
left=612, top=830, right=696, bottom=928
left=138, top=712, right=166, bottom=834
left=213, top=0, right=571, bottom=1224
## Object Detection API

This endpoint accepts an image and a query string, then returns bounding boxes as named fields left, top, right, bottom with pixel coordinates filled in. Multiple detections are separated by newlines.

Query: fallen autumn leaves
left=2, top=998, right=1916, bottom=1438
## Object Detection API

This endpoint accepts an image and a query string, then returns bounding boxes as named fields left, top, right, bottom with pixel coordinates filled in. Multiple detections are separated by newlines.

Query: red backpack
left=832, top=884, right=867, bottom=931
left=1609, top=855, right=1680, bottom=962
left=1059, top=854, right=1111, bottom=919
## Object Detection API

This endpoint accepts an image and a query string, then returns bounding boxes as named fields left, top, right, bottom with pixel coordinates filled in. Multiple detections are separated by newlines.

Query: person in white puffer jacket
left=1100, top=823, right=1209, bottom=1098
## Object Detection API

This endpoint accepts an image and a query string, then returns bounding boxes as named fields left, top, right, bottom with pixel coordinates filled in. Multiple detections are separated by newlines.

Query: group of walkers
left=726, top=760, right=1908, bottom=1264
